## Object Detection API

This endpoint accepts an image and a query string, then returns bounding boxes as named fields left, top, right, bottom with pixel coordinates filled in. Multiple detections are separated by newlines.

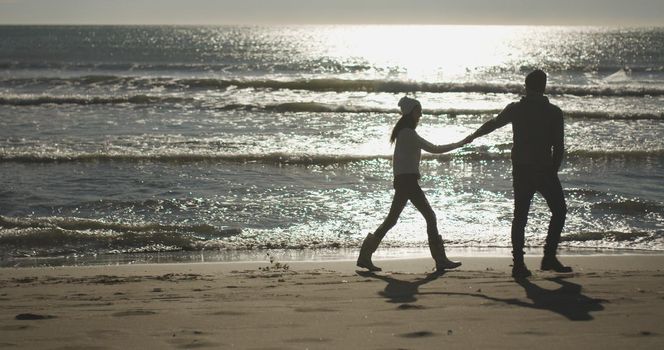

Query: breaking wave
left=1, top=95, right=662, bottom=120
left=561, top=231, right=651, bottom=242
left=2, top=149, right=663, bottom=165
left=0, top=215, right=242, bottom=257
left=1, top=214, right=661, bottom=258
left=0, top=215, right=240, bottom=237
left=3, top=76, right=664, bottom=97
left=592, top=199, right=664, bottom=215
left=0, top=94, right=194, bottom=106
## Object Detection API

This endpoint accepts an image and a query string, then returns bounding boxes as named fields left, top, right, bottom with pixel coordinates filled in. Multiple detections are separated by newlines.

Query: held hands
left=449, top=135, right=475, bottom=150
left=438, top=134, right=476, bottom=153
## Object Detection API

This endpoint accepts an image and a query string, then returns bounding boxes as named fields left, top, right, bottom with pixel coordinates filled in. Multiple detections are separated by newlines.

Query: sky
left=0, top=0, right=663, bottom=26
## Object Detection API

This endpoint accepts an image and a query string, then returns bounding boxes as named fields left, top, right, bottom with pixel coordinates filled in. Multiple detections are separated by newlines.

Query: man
left=464, top=69, right=572, bottom=278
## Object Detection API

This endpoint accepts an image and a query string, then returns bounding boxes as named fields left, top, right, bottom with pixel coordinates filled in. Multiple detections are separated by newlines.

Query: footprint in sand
left=168, top=331, right=221, bottom=349
left=399, top=331, right=436, bottom=338
left=168, top=339, right=221, bottom=349
left=284, top=337, right=332, bottom=344
left=86, top=329, right=124, bottom=338
left=15, top=313, right=56, bottom=320
left=209, top=310, right=247, bottom=316
left=293, top=307, right=337, bottom=313
left=48, top=345, right=109, bottom=350
left=112, top=310, right=157, bottom=317
left=1, top=325, right=32, bottom=330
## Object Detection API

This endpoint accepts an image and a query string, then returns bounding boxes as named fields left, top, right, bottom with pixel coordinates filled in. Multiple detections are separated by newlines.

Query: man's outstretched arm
left=463, top=104, right=514, bottom=143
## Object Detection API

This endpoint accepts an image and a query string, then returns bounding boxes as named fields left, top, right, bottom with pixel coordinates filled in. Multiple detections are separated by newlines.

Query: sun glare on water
left=305, top=25, right=538, bottom=81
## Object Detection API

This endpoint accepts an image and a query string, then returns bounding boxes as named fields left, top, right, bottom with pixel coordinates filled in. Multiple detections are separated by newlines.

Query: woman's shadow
left=356, top=270, right=444, bottom=304
left=357, top=270, right=606, bottom=321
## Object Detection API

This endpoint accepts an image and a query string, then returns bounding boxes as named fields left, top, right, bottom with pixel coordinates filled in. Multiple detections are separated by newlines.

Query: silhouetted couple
left=357, top=70, right=572, bottom=278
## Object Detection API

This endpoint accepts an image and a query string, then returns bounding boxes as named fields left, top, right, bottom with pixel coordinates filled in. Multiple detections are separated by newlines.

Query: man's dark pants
left=511, top=165, right=567, bottom=260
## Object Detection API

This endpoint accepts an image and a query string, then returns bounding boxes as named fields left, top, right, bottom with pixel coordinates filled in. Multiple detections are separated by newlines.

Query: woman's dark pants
left=373, top=174, right=439, bottom=241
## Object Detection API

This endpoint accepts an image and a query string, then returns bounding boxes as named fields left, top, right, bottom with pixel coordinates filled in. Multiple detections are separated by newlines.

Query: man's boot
left=541, top=254, right=572, bottom=273
left=428, top=234, right=461, bottom=272
left=357, top=233, right=382, bottom=271
left=512, top=252, right=532, bottom=279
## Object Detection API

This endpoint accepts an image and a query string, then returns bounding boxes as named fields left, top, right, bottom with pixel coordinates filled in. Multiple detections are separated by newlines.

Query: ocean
left=1, top=25, right=663, bottom=265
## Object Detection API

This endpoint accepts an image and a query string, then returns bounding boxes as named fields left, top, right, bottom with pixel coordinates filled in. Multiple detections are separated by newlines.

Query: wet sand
left=1, top=255, right=663, bottom=349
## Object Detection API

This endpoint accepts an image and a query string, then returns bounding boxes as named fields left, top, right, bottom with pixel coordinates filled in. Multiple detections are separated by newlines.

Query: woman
left=357, top=96, right=467, bottom=272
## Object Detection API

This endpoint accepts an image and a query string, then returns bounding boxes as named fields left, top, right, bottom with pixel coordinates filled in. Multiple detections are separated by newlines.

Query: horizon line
left=1, top=22, right=663, bottom=28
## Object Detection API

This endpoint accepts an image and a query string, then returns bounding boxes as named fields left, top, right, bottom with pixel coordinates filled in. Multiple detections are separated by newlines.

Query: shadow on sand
left=356, top=270, right=444, bottom=303
left=357, top=271, right=606, bottom=321
left=509, top=276, right=607, bottom=321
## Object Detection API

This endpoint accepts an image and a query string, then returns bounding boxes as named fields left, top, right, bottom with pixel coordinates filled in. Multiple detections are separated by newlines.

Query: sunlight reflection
left=309, top=25, right=539, bottom=81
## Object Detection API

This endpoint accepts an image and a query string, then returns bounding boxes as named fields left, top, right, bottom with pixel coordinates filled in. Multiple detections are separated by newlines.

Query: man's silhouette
left=464, top=69, right=572, bottom=278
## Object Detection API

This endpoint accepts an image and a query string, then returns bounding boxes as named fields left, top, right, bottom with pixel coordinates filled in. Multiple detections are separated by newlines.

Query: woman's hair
left=390, top=97, right=421, bottom=143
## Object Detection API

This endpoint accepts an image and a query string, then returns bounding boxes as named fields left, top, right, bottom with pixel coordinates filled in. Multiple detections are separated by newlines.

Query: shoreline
left=1, top=255, right=663, bottom=349
left=3, top=246, right=664, bottom=268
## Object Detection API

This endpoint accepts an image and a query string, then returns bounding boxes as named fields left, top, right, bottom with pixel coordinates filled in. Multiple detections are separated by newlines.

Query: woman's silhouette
left=357, top=96, right=468, bottom=272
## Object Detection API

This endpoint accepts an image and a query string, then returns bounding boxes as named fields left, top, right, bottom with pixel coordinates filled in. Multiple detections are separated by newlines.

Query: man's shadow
left=509, top=276, right=606, bottom=321
left=357, top=270, right=606, bottom=321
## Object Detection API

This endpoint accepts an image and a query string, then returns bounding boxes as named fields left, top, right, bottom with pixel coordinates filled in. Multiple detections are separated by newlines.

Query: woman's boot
left=357, top=233, right=382, bottom=271
left=428, top=234, right=461, bottom=271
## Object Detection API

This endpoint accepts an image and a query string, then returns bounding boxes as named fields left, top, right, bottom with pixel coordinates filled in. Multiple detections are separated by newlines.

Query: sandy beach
left=1, top=255, right=663, bottom=349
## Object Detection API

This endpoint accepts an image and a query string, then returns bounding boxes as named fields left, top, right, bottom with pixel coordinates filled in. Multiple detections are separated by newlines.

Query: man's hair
left=525, top=69, right=547, bottom=94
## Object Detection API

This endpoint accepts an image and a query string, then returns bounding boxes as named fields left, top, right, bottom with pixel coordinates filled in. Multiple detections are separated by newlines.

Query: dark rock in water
left=15, top=313, right=55, bottom=320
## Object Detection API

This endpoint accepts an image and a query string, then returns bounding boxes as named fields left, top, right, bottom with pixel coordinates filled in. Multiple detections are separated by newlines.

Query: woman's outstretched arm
left=416, top=133, right=470, bottom=154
